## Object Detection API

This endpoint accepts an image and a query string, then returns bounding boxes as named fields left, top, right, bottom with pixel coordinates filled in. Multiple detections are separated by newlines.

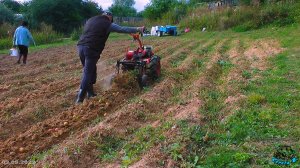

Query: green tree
left=112, top=0, right=135, bottom=7
left=0, top=3, right=14, bottom=24
left=162, top=1, right=188, bottom=24
left=143, top=0, right=178, bottom=21
left=27, top=0, right=101, bottom=34
left=109, top=0, right=137, bottom=17
left=0, top=0, right=21, bottom=12
left=81, top=1, right=102, bottom=19
left=189, top=0, right=215, bottom=4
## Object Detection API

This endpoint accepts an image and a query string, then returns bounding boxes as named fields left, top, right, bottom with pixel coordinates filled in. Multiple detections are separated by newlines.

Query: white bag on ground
left=151, top=27, right=156, bottom=36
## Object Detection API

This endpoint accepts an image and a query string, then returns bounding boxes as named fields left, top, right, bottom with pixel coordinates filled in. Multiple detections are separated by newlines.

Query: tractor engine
left=126, top=46, right=154, bottom=61
left=116, top=33, right=161, bottom=88
left=144, top=46, right=154, bottom=58
left=126, top=51, right=134, bottom=60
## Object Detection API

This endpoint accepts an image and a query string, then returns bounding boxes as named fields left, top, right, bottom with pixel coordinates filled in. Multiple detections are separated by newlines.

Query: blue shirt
left=13, top=26, right=35, bottom=47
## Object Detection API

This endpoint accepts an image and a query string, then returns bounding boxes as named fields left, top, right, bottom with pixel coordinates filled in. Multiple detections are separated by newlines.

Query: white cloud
left=134, top=0, right=150, bottom=12
left=95, top=0, right=112, bottom=10
left=94, top=0, right=150, bottom=12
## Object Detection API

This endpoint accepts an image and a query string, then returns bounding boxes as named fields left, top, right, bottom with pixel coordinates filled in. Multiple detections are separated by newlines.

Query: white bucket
left=9, top=48, right=19, bottom=57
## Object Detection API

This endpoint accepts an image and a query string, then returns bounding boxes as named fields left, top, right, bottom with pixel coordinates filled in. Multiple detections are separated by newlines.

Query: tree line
left=0, top=0, right=287, bottom=34
left=0, top=0, right=102, bottom=34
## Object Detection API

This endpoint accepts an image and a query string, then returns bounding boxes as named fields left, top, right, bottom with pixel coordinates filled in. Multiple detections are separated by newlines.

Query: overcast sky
left=96, top=0, right=150, bottom=12
left=15, top=0, right=150, bottom=12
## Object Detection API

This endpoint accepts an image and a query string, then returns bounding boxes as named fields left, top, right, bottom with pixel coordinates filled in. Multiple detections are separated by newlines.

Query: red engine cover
left=126, top=51, right=134, bottom=60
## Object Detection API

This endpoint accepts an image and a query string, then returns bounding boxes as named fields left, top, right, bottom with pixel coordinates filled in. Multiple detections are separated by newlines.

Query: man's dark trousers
left=78, top=45, right=102, bottom=92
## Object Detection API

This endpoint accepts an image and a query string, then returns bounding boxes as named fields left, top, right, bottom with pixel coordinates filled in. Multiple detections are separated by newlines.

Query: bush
left=28, top=0, right=101, bottom=34
left=32, top=23, right=63, bottom=45
left=143, top=0, right=178, bottom=21
left=260, top=3, right=296, bottom=26
left=0, top=3, right=14, bottom=24
left=0, top=38, right=12, bottom=50
left=1, top=0, right=22, bottom=12
left=160, top=2, right=188, bottom=24
left=232, top=21, right=258, bottom=32
left=71, top=27, right=83, bottom=41
left=0, top=22, right=14, bottom=38
left=0, top=23, right=62, bottom=50
left=179, top=2, right=300, bottom=32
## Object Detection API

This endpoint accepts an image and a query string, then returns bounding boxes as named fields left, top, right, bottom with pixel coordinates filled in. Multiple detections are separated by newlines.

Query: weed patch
left=121, top=124, right=170, bottom=166
left=204, top=148, right=253, bottom=167
left=93, top=136, right=125, bottom=162
left=170, top=52, right=188, bottom=68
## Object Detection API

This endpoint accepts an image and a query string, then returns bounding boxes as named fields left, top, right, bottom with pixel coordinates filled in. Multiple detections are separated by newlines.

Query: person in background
left=13, top=21, right=36, bottom=64
left=76, top=11, right=144, bottom=104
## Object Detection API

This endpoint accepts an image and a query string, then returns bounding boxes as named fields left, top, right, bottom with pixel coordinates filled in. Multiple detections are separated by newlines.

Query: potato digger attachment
left=116, top=34, right=161, bottom=88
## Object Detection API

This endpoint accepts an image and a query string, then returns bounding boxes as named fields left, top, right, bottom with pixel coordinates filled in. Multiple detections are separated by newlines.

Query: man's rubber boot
left=76, top=89, right=86, bottom=104
left=87, top=85, right=97, bottom=99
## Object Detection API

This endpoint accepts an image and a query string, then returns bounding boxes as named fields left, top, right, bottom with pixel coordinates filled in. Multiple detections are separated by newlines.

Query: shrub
left=160, top=2, right=188, bottom=24
left=232, top=21, right=258, bottom=32
left=179, top=1, right=300, bottom=31
left=0, top=23, right=62, bottom=50
left=28, top=0, right=101, bottom=34
left=0, top=38, right=12, bottom=50
left=0, top=3, right=14, bottom=24
left=0, top=22, right=14, bottom=38
left=32, top=23, right=63, bottom=45
left=71, top=26, right=83, bottom=41
left=260, top=3, right=296, bottom=26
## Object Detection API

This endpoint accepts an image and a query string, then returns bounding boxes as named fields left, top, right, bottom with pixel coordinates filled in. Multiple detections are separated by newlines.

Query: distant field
left=0, top=25, right=299, bottom=167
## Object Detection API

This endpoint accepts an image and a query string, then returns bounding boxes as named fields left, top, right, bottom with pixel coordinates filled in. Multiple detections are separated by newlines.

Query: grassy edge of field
left=175, top=24, right=300, bottom=167
left=198, top=24, right=300, bottom=167
left=0, top=33, right=132, bottom=55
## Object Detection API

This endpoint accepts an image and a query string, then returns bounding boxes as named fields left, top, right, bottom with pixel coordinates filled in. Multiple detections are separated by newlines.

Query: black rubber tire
left=137, top=74, right=148, bottom=88
left=148, top=55, right=161, bottom=79
left=141, top=74, right=148, bottom=87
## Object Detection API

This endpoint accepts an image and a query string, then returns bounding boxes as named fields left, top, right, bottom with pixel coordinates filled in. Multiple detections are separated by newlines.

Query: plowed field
left=1, top=30, right=297, bottom=168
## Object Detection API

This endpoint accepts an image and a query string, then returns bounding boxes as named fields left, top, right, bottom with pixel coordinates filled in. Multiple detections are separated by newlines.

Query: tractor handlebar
left=130, top=33, right=143, bottom=50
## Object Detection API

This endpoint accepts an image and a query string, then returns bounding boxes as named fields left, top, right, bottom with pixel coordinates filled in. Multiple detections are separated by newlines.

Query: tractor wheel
left=137, top=74, right=148, bottom=88
left=148, top=55, right=161, bottom=79
left=141, top=74, right=148, bottom=87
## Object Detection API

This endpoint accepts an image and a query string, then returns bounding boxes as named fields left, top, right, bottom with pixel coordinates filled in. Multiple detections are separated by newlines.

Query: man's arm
left=108, top=23, right=142, bottom=34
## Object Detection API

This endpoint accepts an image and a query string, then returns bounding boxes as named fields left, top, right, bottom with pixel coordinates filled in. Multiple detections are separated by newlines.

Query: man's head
left=21, top=21, right=28, bottom=27
left=102, top=11, right=113, bottom=23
